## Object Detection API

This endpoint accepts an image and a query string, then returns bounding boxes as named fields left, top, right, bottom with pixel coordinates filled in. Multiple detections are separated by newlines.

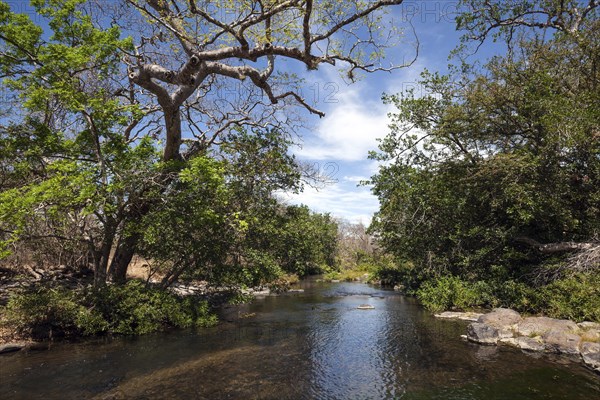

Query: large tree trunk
left=163, top=106, right=182, bottom=162
left=107, top=106, right=182, bottom=283
left=108, top=233, right=139, bottom=283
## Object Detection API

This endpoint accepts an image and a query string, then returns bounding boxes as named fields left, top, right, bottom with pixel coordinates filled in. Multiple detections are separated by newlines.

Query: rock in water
left=478, top=308, right=522, bottom=327
left=357, top=304, right=375, bottom=310
left=542, top=330, right=582, bottom=355
left=477, top=308, right=521, bottom=339
left=435, top=311, right=483, bottom=322
left=515, top=336, right=546, bottom=352
left=581, top=342, right=600, bottom=372
left=467, top=322, right=500, bottom=345
left=517, top=317, right=578, bottom=337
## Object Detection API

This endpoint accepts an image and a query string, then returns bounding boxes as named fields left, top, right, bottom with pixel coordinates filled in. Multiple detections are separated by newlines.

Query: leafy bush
left=3, top=287, right=106, bottom=338
left=416, top=276, right=489, bottom=312
left=538, top=273, right=600, bottom=322
left=86, top=280, right=217, bottom=335
left=371, top=260, right=418, bottom=289
left=324, top=268, right=369, bottom=282
left=1, top=281, right=218, bottom=339
left=487, top=279, right=538, bottom=313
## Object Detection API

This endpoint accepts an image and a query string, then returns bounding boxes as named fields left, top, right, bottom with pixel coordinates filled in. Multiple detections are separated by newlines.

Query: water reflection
left=0, top=280, right=598, bottom=399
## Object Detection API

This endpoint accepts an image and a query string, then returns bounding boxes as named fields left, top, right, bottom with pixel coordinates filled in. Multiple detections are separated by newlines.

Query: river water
left=1, top=280, right=599, bottom=399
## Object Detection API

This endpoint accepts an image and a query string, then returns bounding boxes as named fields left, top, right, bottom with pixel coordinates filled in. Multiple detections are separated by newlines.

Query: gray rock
left=357, top=304, right=375, bottom=310
left=435, top=311, right=483, bottom=322
left=467, top=322, right=499, bottom=345
left=478, top=308, right=522, bottom=327
left=580, top=342, right=600, bottom=372
left=578, top=321, right=600, bottom=330
left=0, top=343, right=26, bottom=354
left=580, top=329, right=600, bottom=342
left=515, top=336, right=546, bottom=352
left=516, top=317, right=578, bottom=337
left=543, top=330, right=582, bottom=354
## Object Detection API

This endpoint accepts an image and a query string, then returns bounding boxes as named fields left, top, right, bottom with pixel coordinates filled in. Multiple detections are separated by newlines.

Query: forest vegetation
left=0, top=0, right=598, bottom=341
left=368, top=0, right=600, bottom=321
left=0, top=0, right=399, bottom=339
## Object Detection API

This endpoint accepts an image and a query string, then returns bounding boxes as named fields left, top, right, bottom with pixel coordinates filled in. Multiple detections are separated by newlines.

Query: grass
left=324, top=269, right=370, bottom=282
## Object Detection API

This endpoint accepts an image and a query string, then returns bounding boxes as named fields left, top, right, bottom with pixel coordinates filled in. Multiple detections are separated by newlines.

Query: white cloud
left=279, top=182, right=378, bottom=225
left=343, top=175, right=367, bottom=183
left=296, top=87, right=390, bottom=162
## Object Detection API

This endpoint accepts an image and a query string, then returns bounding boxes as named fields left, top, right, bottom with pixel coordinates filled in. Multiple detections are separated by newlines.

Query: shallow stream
left=1, top=280, right=598, bottom=399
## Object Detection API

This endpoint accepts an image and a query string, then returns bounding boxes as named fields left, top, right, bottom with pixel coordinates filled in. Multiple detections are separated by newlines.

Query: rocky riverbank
left=436, top=308, right=600, bottom=373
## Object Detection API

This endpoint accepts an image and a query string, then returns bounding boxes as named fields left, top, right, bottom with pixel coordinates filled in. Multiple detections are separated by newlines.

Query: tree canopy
left=368, top=0, right=599, bottom=314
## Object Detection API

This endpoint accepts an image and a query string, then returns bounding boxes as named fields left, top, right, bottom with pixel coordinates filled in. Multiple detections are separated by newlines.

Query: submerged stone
left=435, top=311, right=483, bottom=322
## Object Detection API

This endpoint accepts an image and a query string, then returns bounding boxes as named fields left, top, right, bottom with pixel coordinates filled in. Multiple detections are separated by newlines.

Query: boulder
left=435, top=311, right=483, bottom=322
left=515, top=336, right=546, bottom=352
left=476, top=309, right=521, bottom=339
left=578, top=321, right=600, bottom=330
left=500, top=336, right=545, bottom=352
left=516, top=317, right=578, bottom=337
left=543, top=330, right=581, bottom=355
left=580, top=342, right=600, bottom=372
left=580, top=329, right=600, bottom=342
left=467, top=322, right=499, bottom=345
left=478, top=308, right=522, bottom=327
left=0, top=342, right=26, bottom=354
left=357, top=304, right=375, bottom=310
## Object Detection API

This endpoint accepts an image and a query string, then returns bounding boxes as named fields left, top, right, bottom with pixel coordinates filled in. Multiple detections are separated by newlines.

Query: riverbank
left=436, top=308, right=600, bottom=374
left=0, top=270, right=303, bottom=353
left=3, top=280, right=598, bottom=399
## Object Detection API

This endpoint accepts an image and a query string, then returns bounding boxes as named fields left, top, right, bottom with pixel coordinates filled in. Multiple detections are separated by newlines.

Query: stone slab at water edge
left=436, top=308, right=600, bottom=373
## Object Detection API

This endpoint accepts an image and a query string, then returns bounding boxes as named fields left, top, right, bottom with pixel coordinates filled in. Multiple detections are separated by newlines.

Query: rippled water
left=1, top=280, right=599, bottom=399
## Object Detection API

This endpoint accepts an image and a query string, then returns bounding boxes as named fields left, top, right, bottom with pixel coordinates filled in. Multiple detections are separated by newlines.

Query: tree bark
left=163, top=106, right=183, bottom=162
left=108, top=233, right=139, bottom=283
left=94, top=226, right=115, bottom=287
left=515, top=237, right=596, bottom=254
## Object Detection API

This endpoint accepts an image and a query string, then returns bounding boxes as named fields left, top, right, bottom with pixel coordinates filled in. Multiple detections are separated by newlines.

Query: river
left=1, top=279, right=599, bottom=399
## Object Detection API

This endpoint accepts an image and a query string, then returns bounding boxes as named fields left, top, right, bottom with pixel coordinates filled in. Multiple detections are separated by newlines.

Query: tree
left=0, top=0, right=149, bottom=285
left=369, top=1, right=599, bottom=284
left=0, top=0, right=414, bottom=284
left=336, top=219, right=375, bottom=268
left=108, top=0, right=413, bottom=279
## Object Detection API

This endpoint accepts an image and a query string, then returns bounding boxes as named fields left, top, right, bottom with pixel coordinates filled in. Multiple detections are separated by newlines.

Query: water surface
left=1, top=280, right=598, bottom=399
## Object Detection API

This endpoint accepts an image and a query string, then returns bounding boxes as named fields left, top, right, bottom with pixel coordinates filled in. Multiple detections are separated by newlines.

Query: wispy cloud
left=296, top=87, right=389, bottom=162
left=279, top=181, right=378, bottom=224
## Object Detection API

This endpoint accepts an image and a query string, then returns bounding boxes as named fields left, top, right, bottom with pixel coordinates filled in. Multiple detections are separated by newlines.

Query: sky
left=281, top=1, right=472, bottom=224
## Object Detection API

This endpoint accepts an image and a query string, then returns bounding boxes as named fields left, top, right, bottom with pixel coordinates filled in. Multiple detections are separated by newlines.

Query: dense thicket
left=369, top=1, right=600, bottom=318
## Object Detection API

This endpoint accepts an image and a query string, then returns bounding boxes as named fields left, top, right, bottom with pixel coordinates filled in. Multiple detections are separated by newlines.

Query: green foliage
left=538, top=273, right=600, bottom=322
left=324, top=268, right=368, bottom=282
left=368, top=5, right=600, bottom=317
left=3, top=287, right=106, bottom=338
left=416, top=276, right=489, bottom=313
left=370, top=259, right=419, bottom=289
left=87, top=281, right=217, bottom=335
left=1, top=282, right=217, bottom=338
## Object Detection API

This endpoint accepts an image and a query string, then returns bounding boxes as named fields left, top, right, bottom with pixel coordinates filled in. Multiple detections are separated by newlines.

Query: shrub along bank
left=1, top=280, right=217, bottom=340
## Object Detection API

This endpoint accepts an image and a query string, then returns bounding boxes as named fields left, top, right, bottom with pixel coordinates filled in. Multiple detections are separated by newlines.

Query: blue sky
left=281, top=1, right=477, bottom=224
